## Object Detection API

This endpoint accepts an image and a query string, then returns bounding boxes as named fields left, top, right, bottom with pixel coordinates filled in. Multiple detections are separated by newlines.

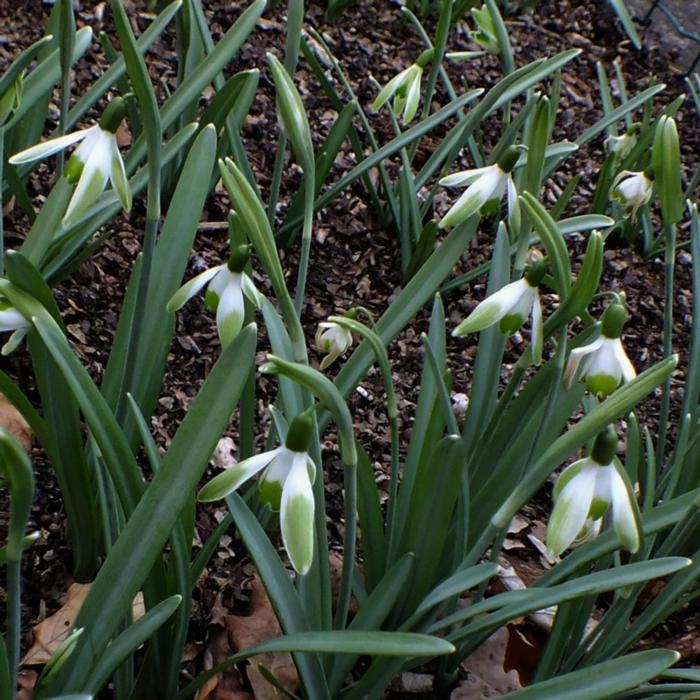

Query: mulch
left=1, top=0, right=699, bottom=696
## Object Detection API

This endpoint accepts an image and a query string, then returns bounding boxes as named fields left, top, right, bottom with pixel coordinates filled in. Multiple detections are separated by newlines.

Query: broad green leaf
left=502, top=650, right=678, bottom=699
left=85, top=596, right=181, bottom=695
left=181, top=630, right=454, bottom=699
left=37, top=325, right=257, bottom=694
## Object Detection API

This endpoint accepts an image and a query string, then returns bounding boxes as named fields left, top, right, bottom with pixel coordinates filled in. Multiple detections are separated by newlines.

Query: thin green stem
left=6, top=559, right=21, bottom=695
left=115, top=218, right=159, bottom=422
left=267, top=133, right=287, bottom=225
left=294, top=177, right=315, bottom=315
left=656, top=223, right=676, bottom=466
left=0, top=129, right=4, bottom=277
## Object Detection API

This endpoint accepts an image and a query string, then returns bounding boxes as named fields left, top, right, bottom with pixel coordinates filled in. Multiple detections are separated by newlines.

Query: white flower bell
left=9, top=97, right=131, bottom=226
left=452, top=249, right=545, bottom=364
left=564, top=302, right=636, bottom=396
left=439, top=145, right=521, bottom=230
left=605, top=125, right=638, bottom=160
left=168, top=245, right=263, bottom=348
left=547, top=426, right=639, bottom=557
left=199, top=411, right=317, bottom=575
left=315, top=320, right=353, bottom=369
left=610, top=169, right=653, bottom=220
left=0, top=299, right=31, bottom=355
left=372, top=49, right=432, bottom=125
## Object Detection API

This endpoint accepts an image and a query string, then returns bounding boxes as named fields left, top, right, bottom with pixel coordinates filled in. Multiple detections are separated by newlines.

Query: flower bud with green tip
left=564, top=301, right=636, bottom=396
left=652, top=115, right=683, bottom=226
left=547, top=425, right=640, bottom=557
left=453, top=249, right=545, bottom=363
left=167, top=244, right=263, bottom=348
left=439, top=145, right=521, bottom=230
left=9, top=97, right=131, bottom=226
left=371, top=49, right=432, bottom=125
left=198, top=410, right=317, bottom=575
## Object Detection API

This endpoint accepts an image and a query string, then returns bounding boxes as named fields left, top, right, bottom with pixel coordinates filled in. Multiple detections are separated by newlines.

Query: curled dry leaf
left=452, top=627, right=522, bottom=699
left=22, top=583, right=145, bottom=666
left=226, top=573, right=299, bottom=700
left=0, top=392, right=32, bottom=450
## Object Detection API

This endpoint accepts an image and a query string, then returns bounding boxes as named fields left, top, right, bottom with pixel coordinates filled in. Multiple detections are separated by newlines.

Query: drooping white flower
left=372, top=49, right=432, bottom=125
left=315, top=321, right=353, bottom=370
left=605, top=126, right=638, bottom=160
left=547, top=426, right=639, bottom=557
left=199, top=411, right=317, bottom=575
left=610, top=169, right=653, bottom=220
left=452, top=249, right=545, bottom=363
left=0, top=299, right=31, bottom=355
left=564, top=302, right=636, bottom=396
left=167, top=245, right=263, bottom=348
left=9, top=97, right=131, bottom=226
left=439, top=145, right=521, bottom=230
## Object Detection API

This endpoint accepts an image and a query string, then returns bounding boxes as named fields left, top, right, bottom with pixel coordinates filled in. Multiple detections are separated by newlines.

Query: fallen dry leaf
left=0, top=392, right=32, bottom=450
left=22, top=583, right=145, bottom=666
left=196, top=627, right=252, bottom=700
left=452, top=627, right=521, bottom=699
left=226, top=573, right=299, bottom=700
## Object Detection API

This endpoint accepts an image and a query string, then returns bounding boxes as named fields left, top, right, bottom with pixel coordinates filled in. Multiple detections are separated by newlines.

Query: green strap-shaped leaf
left=85, top=596, right=181, bottom=696
left=0, top=431, right=34, bottom=562
left=181, top=630, right=454, bottom=699
left=502, top=649, right=678, bottom=699
left=41, top=324, right=257, bottom=695
left=520, top=191, right=571, bottom=299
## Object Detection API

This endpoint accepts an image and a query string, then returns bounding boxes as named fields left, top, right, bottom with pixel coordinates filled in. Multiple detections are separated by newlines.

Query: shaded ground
left=1, top=0, right=700, bottom=696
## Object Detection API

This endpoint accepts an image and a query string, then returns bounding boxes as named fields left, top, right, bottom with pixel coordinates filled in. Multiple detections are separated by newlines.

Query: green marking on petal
left=586, top=373, right=619, bottom=397
left=204, top=289, right=220, bottom=312
left=65, top=154, right=84, bottom=184
left=589, top=498, right=609, bottom=520
left=282, top=492, right=314, bottom=576
left=499, top=313, right=524, bottom=335
left=260, top=478, right=283, bottom=512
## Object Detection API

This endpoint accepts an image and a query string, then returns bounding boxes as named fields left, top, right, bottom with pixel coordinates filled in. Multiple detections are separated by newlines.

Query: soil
left=1, top=0, right=699, bottom=697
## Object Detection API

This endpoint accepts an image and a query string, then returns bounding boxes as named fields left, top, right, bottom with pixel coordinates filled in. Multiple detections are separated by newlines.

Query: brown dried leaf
left=22, top=583, right=145, bottom=666
left=453, top=627, right=521, bottom=699
left=196, top=628, right=252, bottom=700
left=226, top=573, right=299, bottom=700
left=0, top=392, right=32, bottom=450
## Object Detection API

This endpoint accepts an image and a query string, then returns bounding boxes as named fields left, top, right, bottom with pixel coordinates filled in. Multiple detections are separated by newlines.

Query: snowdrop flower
left=0, top=299, right=31, bottom=355
left=605, top=125, right=638, bottom=160
left=452, top=249, right=545, bottom=363
left=547, top=426, right=639, bottom=557
left=439, top=145, right=521, bottom=230
left=168, top=245, right=263, bottom=348
left=564, top=301, right=636, bottom=396
left=199, top=411, right=317, bottom=575
left=9, top=97, right=131, bottom=226
left=315, top=320, right=353, bottom=369
left=372, top=49, right=432, bottom=125
left=610, top=169, right=653, bottom=220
